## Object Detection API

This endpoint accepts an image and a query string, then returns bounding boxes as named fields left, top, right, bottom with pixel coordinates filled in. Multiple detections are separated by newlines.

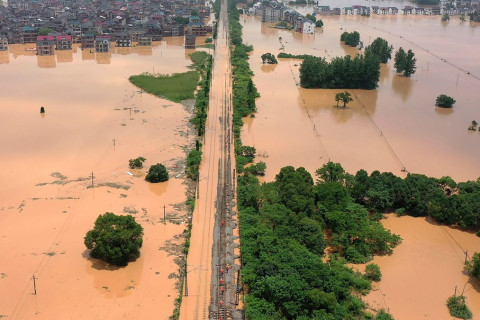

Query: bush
left=340, top=31, right=360, bottom=47
left=435, top=94, right=456, bottom=108
left=205, top=37, right=212, bottom=43
left=145, top=163, right=169, bottom=183
left=446, top=295, right=472, bottom=319
left=465, top=252, right=480, bottom=279
left=365, top=263, right=382, bottom=281
left=84, top=212, right=143, bottom=266
left=315, top=19, right=323, bottom=27
left=376, top=310, right=394, bottom=320
left=129, top=156, right=146, bottom=169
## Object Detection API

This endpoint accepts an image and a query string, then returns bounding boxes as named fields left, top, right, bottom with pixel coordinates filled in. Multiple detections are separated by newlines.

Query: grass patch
left=129, top=71, right=199, bottom=103
left=447, top=295, right=472, bottom=319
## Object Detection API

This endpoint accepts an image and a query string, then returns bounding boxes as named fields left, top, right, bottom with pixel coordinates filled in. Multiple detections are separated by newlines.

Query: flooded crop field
left=239, top=6, right=480, bottom=319
left=0, top=37, right=206, bottom=319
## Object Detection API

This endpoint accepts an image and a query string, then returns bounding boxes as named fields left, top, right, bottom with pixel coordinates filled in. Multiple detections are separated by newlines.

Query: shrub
left=145, top=163, right=169, bottom=183
left=315, top=19, right=323, bottom=27
left=446, top=295, right=472, bottom=319
left=84, top=212, right=143, bottom=266
left=435, top=94, right=456, bottom=108
left=465, top=252, right=480, bottom=279
left=365, top=263, right=382, bottom=281
left=129, top=156, right=146, bottom=169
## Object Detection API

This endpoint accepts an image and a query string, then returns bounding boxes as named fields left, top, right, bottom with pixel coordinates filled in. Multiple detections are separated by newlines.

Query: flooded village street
left=0, top=38, right=201, bottom=319
left=239, top=3, right=480, bottom=319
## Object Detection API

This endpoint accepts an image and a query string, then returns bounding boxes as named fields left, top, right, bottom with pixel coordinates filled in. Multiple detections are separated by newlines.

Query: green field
left=129, top=71, right=199, bottom=103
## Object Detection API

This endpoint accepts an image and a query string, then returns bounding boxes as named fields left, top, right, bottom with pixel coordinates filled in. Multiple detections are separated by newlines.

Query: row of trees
left=300, top=54, right=380, bottom=89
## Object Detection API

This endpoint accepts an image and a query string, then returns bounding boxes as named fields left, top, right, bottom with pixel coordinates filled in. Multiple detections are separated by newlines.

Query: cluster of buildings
left=247, top=1, right=316, bottom=34
left=315, top=0, right=479, bottom=16
left=0, top=0, right=213, bottom=54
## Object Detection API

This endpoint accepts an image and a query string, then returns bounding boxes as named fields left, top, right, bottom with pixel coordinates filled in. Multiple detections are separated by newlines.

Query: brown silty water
left=0, top=37, right=207, bottom=319
left=239, top=10, right=480, bottom=320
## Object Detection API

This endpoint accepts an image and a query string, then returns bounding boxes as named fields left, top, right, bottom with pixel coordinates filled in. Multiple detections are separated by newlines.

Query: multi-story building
left=36, top=35, right=55, bottom=55
left=115, top=32, right=131, bottom=47
left=262, top=5, right=282, bottom=23
left=81, top=33, right=95, bottom=49
left=184, top=33, right=196, bottom=49
left=55, top=35, right=72, bottom=50
left=95, top=35, right=110, bottom=52
left=0, top=35, right=8, bottom=51
left=138, top=34, right=153, bottom=46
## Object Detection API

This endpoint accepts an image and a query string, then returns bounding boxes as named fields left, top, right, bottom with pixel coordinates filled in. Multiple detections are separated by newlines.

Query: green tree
left=442, top=13, right=450, bottom=21
left=394, top=47, right=406, bottom=73
left=376, top=310, right=395, bottom=320
left=364, top=38, right=393, bottom=63
left=335, top=91, right=353, bottom=107
left=316, top=162, right=346, bottom=184
left=84, top=212, right=143, bottom=266
left=315, top=19, right=323, bottom=27
left=435, top=94, right=456, bottom=108
left=460, top=14, right=466, bottom=21
left=38, top=27, right=54, bottom=35
left=145, top=163, right=169, bottom=182
left=465, top=252, right=480, bottom=279
left=365, top=263, right=382, bottom=281
left=403, top=49, right=417, bottom=77
left=261, top=53, right=278, bottom=64
left=129, top=156, right=146, bottom=169
left=340, top=31, right=360, bottom=47
left=305, top=13, right=316, bottom=22
left=394, top=48, right=416, bottom=77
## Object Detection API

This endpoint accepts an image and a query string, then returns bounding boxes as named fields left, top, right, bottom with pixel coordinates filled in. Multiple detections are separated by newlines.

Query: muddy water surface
left=0, top=38, right=197, bottom=319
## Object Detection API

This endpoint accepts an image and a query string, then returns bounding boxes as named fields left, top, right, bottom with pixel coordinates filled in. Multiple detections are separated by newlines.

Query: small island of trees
left=340, top=31, right=361, bottom=47
left=261, top=53, right=278, bottom=64
left=84, top=212, right=143, bottom=266
left=394, top=48, right=417, bottom=77
left=145, top=163, right=169, bottom=183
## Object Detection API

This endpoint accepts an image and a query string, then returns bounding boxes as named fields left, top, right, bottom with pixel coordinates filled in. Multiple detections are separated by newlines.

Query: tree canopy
left=394, top=48, right=416, bottom=77
left=340, top=31, right=360, bottom=47
left=435, top=94, right=456, bottom=108
left=315, top=19, right=323, bottom=27
left=145, top=163, right=169, bottom=182
left=300, top=54, right=380, bottom=89
left=335, top=91, right=353, bottom=107
left=261, top=53, right=278, bottom=64
left=84, top=212, right=143, bottom=266
left=364, top=38, right=393, bottom=63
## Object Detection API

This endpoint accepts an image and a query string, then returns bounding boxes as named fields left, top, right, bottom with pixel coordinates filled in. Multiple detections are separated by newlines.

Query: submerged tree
left=364, top=38, right=393, bottom=63
left=335, top=91, right=353, bottom=107
left=442, top=13, right=450, bottom=21
left=84, top=212, right=143, bottom=266
left=435, top=94, right=456, bottom=108
left=394, top=47, right=416, bottom=77
left=129, top=156, right=146, bottom=169
left=261, top=53, right=278, bottom=64
left=340, top=31, right=360, bottom=47
left=145, top=163, right=169, bottom=182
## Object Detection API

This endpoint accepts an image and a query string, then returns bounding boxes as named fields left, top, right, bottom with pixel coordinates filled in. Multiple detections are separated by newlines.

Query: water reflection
left=260, top=63, right=277, bottom=73
left=434, top=106, right=454, bottom=115
left=82, top=49, right=95, bottom=61
left=0, top=51, right=9, bottom=64
left=37, top=55, right=56, bottom=68
left=96, top=52, right=111, bottom=65
left=379, top=63, right=390, bottom=83
left=391, top=74, right=413, bottom=102
left=116, top=47, right=132, bottom=56
left=56, top=50, right=73, bottom=63
left=341, top=43, right=358, bottom=56
left=136, top=46, right=153, bottom=56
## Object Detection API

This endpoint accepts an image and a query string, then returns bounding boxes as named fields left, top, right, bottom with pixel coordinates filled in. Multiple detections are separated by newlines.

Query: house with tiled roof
left=36, top=35, right=55, bottom=55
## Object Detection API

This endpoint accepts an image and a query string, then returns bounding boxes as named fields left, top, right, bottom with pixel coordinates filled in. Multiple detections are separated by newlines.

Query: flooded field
left=0, top=37, right=203, bottom=319
left=239, top=9, right=480, bottom=320
left=241, top=13, right=480, bottom=182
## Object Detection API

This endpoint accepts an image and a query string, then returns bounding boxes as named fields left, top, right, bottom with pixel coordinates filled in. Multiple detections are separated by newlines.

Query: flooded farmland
left=0, top=38, right=203, bottom=319
left=239, top=6, right=480, bottom=320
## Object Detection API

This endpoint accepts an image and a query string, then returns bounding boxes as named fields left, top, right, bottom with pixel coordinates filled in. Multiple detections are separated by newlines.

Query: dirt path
left=179, top=0, right=240, bottom=319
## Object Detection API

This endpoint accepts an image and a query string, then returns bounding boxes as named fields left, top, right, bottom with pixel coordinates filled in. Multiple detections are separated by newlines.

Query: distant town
left=0, top=0, right=479, bottom=54
left=0, top=0, right=213, bottom=54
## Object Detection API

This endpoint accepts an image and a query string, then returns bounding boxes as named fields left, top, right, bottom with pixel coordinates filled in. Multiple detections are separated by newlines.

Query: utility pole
left=91, top=172, right=94, bottom=188
left=32, top=275, right=37, bottom=295
left=113, top=138, right=116, bottom=150
left=456, top=74, right=459, bottom=86
left=129, top=107, right=132, bottom=120
left=164, top=204, right=166, bottom=224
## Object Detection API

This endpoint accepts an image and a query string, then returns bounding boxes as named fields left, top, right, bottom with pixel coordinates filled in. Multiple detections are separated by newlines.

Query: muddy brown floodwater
left=0, top=37, right=208, bottom=319
left=239, top=8, right=480, bottom=320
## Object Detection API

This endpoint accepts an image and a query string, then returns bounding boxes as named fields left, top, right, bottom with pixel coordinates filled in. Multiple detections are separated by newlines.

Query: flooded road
left=0, top=38, right=201, bottom=319
left=241, top=14, right=480, bottom=182
left=239, top=8, right=480, bottom=320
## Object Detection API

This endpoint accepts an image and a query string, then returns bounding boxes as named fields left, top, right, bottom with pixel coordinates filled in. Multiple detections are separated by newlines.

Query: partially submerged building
left=36, top=35, right=55, bottom=56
